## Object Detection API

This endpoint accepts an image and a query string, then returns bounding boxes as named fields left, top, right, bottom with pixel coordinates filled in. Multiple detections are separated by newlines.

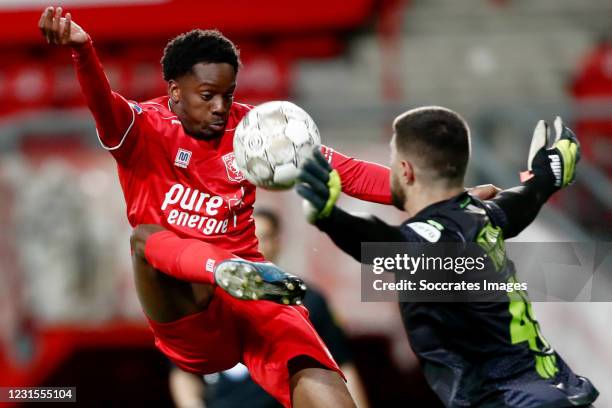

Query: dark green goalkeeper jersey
left=396, top=192, right=597, bottom=407
left=316, top=189, right=599, bottom=408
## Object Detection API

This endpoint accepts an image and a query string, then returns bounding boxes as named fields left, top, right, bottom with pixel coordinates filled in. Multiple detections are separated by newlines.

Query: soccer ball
left=233, top=101, right=321, bottom=190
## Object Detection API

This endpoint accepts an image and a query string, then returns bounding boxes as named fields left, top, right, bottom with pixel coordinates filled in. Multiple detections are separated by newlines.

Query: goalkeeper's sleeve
left=488, top=179, right=553, bottom=239
left=316, top=208, right=406, bottom=263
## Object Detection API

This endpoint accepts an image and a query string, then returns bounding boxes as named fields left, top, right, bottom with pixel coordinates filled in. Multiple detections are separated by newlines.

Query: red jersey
left=72, top=40, right=391, bottom=261
left=106, top=96, right=264, bottom=259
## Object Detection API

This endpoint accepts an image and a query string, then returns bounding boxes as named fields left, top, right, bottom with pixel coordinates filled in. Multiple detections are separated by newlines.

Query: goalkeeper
left=297, top=106, right=598, bottom=407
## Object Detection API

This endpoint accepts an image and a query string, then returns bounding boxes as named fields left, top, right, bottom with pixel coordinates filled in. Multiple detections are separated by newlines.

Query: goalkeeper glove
left=296, top=148, right=342, bottom=224
left=521, top=116, right=580, bottom=193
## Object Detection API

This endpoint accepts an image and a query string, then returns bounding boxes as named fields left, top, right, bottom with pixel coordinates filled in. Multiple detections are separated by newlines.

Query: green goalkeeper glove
left=296, top=148, right=342, bottom=224
left=521, top=116, right=581, bottom=193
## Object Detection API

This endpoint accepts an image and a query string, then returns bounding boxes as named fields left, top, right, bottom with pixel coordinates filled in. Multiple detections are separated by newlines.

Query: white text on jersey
left=161, top=183, right=229, bottom=235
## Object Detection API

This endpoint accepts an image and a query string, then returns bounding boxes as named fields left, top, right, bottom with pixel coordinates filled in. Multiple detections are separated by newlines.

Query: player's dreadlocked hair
left=161, top=29, right=241, bottom=81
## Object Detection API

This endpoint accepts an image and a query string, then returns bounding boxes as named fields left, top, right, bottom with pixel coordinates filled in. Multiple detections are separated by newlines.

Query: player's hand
left=38, top=6, right=89, bottom=47
left=521, top=116, right=580, bottom=192
left=296, top=148, right=342, bottom=224
left=467, top=184, right=502, bottom=200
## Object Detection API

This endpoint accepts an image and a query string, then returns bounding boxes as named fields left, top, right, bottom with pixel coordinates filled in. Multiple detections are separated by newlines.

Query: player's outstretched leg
left=214, top=259, right=307, bottom=305
left=130, top=224, right=214, bottom=322
left=130, top=224, right=237, bottom=317
left=132, top=224, right=306, bottom=306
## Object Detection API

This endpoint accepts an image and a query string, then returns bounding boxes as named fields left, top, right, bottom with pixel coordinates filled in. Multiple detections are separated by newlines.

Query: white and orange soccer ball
left=233, top=101, right=321, bottom=190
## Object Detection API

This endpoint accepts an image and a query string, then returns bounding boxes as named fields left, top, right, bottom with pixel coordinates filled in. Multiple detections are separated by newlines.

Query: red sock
left=144, top=231, right=235, bottom=284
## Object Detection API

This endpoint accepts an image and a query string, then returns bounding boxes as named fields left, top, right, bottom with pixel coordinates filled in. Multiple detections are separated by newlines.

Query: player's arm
left=39, top=7, right=141, bottom=159
left=297, top=150, right=405, bottom=262
left=316, top=208, right=404, bottom=262
left=488, top=117, right=580, bottom=238
left=321, top=145, right=392, bottom=204
left=321, top=146, right=502, bottom=204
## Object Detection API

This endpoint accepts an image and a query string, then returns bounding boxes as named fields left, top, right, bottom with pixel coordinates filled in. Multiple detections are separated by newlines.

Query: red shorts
left=146, top=286, right=342, bottom=407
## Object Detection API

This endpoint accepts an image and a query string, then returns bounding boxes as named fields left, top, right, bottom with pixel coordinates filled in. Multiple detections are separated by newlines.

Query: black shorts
left=475, top=374, right=598, bottom=408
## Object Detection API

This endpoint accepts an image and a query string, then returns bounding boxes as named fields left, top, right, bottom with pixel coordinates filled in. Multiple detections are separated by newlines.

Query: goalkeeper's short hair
left=393, top=106, right=471, bottom=186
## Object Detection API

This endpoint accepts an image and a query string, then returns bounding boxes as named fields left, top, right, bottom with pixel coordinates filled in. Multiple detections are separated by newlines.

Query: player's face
left=171, top=62, right=236, bottom=139
left=254, top=215, right=280, bottom=262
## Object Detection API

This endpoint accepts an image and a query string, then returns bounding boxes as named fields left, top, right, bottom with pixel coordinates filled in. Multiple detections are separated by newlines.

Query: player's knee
left=130, top=224, right=161, bottom=257
left=130, top=227, right=146, bottom=258
left=130, top=224, right=165, bottom=257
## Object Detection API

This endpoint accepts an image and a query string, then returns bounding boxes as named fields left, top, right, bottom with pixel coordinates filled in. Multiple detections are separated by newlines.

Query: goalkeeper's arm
left=489, top=180, right=553, bottom=239
left=315, top=208, right=405, bottom=262
left=296, top=149, right=405, bottom=262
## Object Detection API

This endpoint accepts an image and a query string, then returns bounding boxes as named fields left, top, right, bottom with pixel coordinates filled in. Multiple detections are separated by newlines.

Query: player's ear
left=168, top=80, right=181, bottom=103
left=400, top=160, right=415, bottom=185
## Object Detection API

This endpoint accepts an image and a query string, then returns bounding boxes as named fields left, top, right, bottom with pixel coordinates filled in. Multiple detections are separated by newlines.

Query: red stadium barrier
left=0, top=0, right=366, bottom=115
left=0, top=0, right=376, bottom=45
left=0, top=323, right=154, bottom=394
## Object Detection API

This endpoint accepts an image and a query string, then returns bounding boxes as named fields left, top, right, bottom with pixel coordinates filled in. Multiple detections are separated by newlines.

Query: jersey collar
left=407, top=191, right=471, bottom=222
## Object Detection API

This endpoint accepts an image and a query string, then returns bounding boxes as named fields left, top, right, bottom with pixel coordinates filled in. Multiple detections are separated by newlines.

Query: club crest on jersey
left=175, top=148, right=192, bottom=168
left=222, top=152, right=244, bottom=182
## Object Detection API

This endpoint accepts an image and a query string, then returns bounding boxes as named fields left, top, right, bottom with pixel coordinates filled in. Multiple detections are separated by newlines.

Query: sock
left=144, top=230, right=235, bottom=284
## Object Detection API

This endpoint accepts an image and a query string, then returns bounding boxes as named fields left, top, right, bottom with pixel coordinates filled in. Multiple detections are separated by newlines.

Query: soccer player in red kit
left=38, top=7, right=394, bottom=407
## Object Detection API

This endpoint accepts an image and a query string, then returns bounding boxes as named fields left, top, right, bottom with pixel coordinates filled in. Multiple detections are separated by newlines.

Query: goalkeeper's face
left=391, top=171, right=406, bottom=211
left=390, top=135, right=408, bottom=211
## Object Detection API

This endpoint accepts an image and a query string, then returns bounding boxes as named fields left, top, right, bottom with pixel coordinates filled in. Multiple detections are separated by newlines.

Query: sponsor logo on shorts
left=175, top=148, right=192, bottom=169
